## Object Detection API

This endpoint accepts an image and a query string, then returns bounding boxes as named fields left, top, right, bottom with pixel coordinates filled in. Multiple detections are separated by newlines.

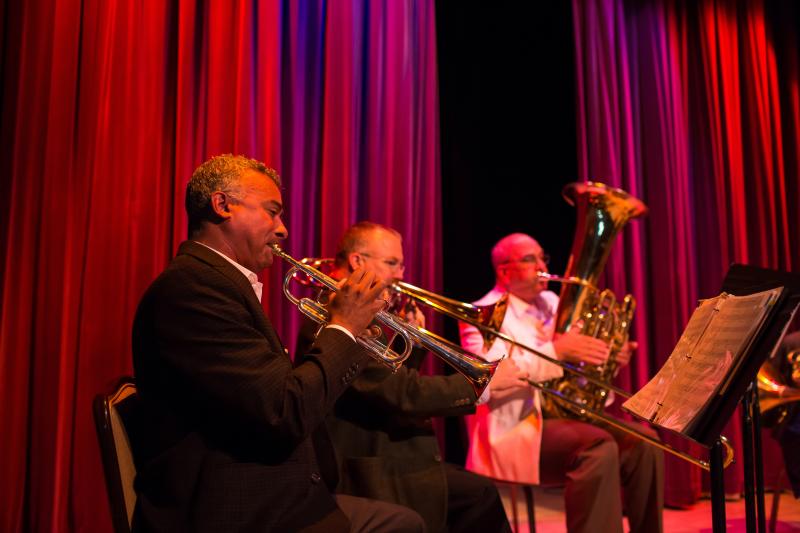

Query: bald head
left=491, top=233, right=541, bottom=269
left=491, top=232, right=549, bottom=303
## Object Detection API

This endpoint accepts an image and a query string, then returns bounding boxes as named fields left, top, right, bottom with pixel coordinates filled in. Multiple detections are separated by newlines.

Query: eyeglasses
left=501, top=253, right=551, bottom=266
left=357, top=252, right=405, bottom=270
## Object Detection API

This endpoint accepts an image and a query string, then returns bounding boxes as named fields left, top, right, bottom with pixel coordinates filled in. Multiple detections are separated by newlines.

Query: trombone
left=392, top=279, right=630, bottom=398
left=391, top=279, right=736, bottom=471
left=269, top=244, right=499, bottom=396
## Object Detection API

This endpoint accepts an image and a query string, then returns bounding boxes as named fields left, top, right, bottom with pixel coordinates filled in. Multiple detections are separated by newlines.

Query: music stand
left=704, top=264, right=800, bottom=533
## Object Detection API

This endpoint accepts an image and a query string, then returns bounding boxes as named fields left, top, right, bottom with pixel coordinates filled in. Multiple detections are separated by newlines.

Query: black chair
left=93, top=377, right=139, bottom=533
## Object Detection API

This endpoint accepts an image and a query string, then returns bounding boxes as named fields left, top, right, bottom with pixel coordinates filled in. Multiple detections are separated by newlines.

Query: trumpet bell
left=474, top=294, right=511, bottom=349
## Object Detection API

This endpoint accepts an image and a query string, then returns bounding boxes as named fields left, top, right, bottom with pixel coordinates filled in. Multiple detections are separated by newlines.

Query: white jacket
left=460, top=287, right=564, bottom=484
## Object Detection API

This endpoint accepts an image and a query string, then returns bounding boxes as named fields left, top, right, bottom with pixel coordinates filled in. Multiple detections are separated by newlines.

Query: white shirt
left=194, top=241, right=355, bottom=342
left=460, top=286, right=563, bottom=484
left=195, top=241, right=263, bottom=302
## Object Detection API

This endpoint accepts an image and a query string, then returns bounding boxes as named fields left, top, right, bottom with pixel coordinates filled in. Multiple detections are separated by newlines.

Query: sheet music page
left=651, top=288, right=783, bottom=432
left=621, top=296, right=721, bottom=422
left=713, top=287, right=785, bottom=397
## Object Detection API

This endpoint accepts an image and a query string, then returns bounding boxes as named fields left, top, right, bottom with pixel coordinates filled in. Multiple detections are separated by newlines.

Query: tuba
left=390, top=254, right=735, bottom=471
left=543, top=182, right=647, bottom=418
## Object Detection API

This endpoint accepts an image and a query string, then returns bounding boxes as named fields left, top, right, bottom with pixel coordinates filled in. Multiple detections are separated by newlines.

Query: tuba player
left=461, top=232, right=664, bottom=533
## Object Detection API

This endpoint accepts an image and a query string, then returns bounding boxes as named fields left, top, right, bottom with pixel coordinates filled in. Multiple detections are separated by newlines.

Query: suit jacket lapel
left=176, top=241, right=286, bottom=353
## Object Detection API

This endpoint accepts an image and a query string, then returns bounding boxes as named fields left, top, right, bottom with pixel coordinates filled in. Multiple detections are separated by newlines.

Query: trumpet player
left=461, top=232, right=664, bottom=533
left=295, top=221, right=528, bottom=533
left=132, top=155, right=426, bottom=532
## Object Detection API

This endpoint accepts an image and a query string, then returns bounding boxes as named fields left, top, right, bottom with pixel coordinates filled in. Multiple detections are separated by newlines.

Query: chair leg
left=769, top=467, right=786, bottom=533
left=523, top=485, right=536, bottom=533
left=509, top=484, right=519, bottom=533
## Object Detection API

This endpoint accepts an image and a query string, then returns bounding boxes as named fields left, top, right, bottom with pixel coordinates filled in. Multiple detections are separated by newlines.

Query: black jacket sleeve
left=133, top=257, right=370, bottom=454
left=296, top=317, right=476, bottom=419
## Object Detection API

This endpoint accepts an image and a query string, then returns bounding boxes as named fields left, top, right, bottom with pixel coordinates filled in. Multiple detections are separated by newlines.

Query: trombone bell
left=391, top=281, right=509, bottom=350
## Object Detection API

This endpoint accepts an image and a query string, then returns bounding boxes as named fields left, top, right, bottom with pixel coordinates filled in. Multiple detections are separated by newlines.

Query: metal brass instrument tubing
left=392, top=280, right=632, bottom=399
left=524, top=378, right=735, bottom=471
left=270, top=244, right=498, bottom=396
left=391, top=278, right=736, bottom=470
left=536, top=272, right=597, bottom=288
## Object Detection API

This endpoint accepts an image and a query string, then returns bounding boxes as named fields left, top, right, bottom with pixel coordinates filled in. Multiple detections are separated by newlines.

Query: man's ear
left=209, top=191, right=232, bottom=220
left=348, top=252, right=363, bottom=271
left=495, top=265, right=509, bottom=286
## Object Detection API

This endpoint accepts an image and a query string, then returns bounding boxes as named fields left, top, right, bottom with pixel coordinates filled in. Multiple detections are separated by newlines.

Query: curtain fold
left=0, top=1, right=440, bottom=531
left=574, top=0, right=800, bottom=506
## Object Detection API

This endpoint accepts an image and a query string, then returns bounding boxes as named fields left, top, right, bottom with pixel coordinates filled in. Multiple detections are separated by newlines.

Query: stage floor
left=498, top=485, right=800, bottom=532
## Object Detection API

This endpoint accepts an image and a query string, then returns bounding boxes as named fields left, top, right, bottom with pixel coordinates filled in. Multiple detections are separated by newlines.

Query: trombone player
left=461, top=232, right=664, bottom=533
left=296, top=221, right=527, bottom=533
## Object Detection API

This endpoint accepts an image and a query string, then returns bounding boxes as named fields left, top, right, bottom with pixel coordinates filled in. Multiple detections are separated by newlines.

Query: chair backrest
left=93, top=377, right=139, bottom=533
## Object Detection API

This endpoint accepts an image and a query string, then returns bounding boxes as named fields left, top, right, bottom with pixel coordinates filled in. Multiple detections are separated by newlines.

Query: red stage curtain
left=573, top=0, right=800, bottom=506
left=0, top=1, right=440, bottom=531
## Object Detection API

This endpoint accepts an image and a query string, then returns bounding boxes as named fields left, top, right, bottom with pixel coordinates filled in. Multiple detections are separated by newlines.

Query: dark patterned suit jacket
left=132, top=241, right=369, bottom=532
left=297, top=319, right=477, bottom=532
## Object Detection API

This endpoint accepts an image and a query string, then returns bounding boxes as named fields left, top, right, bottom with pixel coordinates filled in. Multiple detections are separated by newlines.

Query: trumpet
left=391, top=279, right=736, bottom=471
left=269, top=244, right=499, bottom=396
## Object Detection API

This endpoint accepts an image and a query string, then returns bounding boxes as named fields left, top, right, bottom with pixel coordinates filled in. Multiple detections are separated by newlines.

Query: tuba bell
left=543, top=182, right=647, bottom=418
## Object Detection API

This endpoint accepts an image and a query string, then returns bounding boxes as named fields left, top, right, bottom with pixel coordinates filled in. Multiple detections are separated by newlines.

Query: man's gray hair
left=185, top=154, right=281, bottom=236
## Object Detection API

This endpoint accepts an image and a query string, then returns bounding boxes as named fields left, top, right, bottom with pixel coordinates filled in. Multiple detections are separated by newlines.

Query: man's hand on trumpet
left=327, top=267, right=387, bottom=337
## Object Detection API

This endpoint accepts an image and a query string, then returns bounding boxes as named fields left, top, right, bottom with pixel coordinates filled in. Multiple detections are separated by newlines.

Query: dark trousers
left=335, top=494, right=426, bottom=532
left=445, top=463, right=512, bottom=533
left=539, top=418, right=664, bottom=533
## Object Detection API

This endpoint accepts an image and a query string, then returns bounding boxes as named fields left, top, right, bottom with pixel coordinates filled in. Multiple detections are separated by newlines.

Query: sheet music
left=712, top=289, right=784, bottom=396
left=620, top=297, right=719, bottom=422
left=622, top=287, right=783, bottom=434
